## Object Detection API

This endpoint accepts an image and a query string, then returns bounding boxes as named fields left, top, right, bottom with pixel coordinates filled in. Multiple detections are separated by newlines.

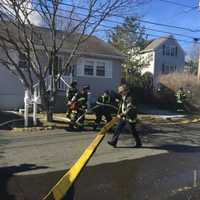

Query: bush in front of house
left=128, top=72, right=155, bottom=104
left=157, top=72, right=200, bottom=112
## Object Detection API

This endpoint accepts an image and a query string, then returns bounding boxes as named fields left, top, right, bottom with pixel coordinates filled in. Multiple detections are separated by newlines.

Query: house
left=140, top=35, right=185, bottom=88
left=0, top=25, right=124, bottom=111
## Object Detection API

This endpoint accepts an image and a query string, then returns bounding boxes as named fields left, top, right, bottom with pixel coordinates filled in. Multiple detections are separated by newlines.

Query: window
left=78, top=58, right=112, bottom=78
left=165, top=65, right=169, bottom=74
left=18, top=53, right=29, bottom=68
left=163, top=45, right=178, bottom=56
left=33, top=34, right=43, bottom=45
left=170, top=65, right=176, bottom=72
left=161, top=64, right=169, bottom=74
left=166, top=46, right=170, bottom=56
left=54, top=55, right=63, bottom=75
left=171, top=47, right=175, bottom=56
left=171, top=46, right=177, bottom=56
left=163, top=45, right=165, bottom=56
left=175, top=47, right=178, bottom=56
left=162, top=64, right=176, bottom=74
left=162, top=64, right=165, bottom=73
left=96, top=62, right=105, bottom=76
left=84, top=60, right=94, bottom=76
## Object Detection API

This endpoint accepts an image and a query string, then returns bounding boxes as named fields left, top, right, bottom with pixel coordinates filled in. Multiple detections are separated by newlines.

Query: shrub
left=128, top=72, right=154, bottom=104
left=157, top=72, right=200, bottom=111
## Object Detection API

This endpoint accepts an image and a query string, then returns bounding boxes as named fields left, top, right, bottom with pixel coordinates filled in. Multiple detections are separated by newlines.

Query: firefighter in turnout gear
left=108, top=84, right=142, bottom=148
left=66, top=81, right=78, bottom=118
left=69, top=85, right=90, bottom=129
left=175, top=87, right=186, bottom=111
left=93, top=90, right=113, bottom=131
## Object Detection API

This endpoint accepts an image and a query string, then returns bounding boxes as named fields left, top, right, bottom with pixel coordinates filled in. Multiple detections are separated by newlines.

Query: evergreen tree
left=108, top=17, right=148, bottom=82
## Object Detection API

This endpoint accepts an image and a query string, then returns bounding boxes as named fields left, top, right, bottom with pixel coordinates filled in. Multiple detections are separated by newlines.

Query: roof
left=141, top=35, right=175, bottom=53
left=0, top=22, right=125, bottom=60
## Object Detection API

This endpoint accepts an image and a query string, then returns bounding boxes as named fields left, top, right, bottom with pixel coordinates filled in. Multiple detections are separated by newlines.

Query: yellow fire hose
left=42, top=116, right=119, bottom=200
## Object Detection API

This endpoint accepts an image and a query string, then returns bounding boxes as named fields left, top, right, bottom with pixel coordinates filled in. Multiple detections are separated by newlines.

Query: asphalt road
left=1, top=122, right=200, bottom=199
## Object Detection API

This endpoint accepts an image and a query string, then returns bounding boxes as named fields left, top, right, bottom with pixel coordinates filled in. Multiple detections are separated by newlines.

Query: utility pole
left=198, top=51, right=200, bottom=80
left=193, top=38, right=200, bottom=80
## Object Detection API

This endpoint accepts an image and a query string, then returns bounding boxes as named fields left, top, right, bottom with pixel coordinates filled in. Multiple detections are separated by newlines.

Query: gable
left=141, top=35, right=185, bottom=55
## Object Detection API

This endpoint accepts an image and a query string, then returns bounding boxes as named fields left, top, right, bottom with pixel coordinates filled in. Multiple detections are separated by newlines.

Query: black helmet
left=71, top=81, right=77, bottom=87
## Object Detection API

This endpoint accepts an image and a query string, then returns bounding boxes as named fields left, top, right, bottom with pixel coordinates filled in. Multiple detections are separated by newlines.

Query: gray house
left=140, top=35, right=185, bottom=88
left=0, top=26, right=124, bottom=111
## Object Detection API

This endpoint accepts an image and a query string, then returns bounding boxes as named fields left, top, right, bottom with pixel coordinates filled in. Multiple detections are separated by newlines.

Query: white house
left=0, top=25, right=125, bottom=111
left=140, top=35, right=185, bottom=88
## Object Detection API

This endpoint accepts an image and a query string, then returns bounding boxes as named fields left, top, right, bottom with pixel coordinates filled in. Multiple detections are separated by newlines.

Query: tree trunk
left=47, top=105, right=53, bottom=122
left=46, top=92, right=54, bottom=122
left=40, top=82, right=54, bottom=123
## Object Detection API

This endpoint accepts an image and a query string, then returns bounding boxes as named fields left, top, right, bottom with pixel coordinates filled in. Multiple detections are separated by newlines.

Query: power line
left=44, top=0, right=200, bottom=32
left=158, top=0, right=197, bottom=9
left=6, top=0, right=200, bottom=33
left=31, top=0, right=200, bottom=39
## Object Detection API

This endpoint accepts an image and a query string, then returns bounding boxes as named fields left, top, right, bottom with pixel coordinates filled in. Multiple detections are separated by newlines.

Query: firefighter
left=107, top=84, right=142, bottom=148
left=175, top=87, right=186, bottom=111
left=69, top=85, right=90, bottom=129
left=93, top=90, right=112, bottom=131
left=66, top=81, right=78, bottom=118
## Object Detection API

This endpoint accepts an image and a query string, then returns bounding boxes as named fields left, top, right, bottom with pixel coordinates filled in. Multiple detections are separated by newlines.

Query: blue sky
left=93, top=0, right=200, bottom=54
left=134, top=0, right=200, bottom=53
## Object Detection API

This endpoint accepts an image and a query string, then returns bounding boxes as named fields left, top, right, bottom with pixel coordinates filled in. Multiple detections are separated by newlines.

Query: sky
left=133, top=0, right=200, bottom=53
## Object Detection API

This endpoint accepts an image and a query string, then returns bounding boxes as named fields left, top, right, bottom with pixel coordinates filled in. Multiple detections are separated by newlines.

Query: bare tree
left=0, top=0, right=147, bottom=122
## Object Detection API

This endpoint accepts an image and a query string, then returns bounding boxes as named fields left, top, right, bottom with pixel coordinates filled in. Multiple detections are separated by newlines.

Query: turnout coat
left=118, top=93, right=137, bottom=124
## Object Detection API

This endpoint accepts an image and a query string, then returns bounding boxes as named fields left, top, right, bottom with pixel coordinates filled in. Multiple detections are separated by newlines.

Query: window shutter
left=105, top=61, right=112, bottom=78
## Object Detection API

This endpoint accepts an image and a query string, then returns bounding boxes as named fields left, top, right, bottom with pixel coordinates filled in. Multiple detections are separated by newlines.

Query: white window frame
left=77, top=58, right=112, bottom=78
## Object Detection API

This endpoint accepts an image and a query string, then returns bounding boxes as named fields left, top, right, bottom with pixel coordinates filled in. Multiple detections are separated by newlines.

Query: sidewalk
left=0, top=106, right=198, bottom=132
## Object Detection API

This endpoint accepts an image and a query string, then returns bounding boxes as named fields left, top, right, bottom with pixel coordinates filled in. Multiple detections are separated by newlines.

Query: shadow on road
left=150, top=144, right=200, bottom=153
left=0, top=163, right=48, bottom=200
left=114, top=144, right=200, bottom=154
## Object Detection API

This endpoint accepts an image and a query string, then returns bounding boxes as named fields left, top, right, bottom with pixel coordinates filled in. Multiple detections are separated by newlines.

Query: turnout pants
left=110, top=119, right=141, bottom=146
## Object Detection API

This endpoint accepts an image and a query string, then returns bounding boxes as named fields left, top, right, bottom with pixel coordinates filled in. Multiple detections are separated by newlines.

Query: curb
left=4, top=114, right=200, bottom=133
left=11, top=126, right=55, bottom=133
left=139, top=116, right=200, bottom=125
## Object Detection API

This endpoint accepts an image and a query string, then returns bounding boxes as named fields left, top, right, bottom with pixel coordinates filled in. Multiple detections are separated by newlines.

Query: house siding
left=0, top=65, right=24, bottom=110
left=141, top=37, right=185, bottom=88
left=154, top=39, right=185, bottom=86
